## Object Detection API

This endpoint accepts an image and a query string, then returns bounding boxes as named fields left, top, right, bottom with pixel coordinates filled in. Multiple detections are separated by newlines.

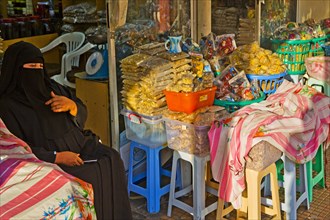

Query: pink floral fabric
left=0, top=118, right=96, bottom=219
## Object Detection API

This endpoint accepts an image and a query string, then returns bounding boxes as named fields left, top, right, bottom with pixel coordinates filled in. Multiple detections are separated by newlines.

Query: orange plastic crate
left=164, top=86, right=216, bottom=114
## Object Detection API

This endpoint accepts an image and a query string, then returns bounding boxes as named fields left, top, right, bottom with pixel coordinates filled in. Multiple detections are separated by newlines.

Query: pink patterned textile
left=0, top=118, right=96, bottom=219
left=209, top=80, right=330, bottom=209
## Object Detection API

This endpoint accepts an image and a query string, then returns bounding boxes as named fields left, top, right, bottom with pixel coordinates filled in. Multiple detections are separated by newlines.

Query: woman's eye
left=23, top=63, right=44, bottom=69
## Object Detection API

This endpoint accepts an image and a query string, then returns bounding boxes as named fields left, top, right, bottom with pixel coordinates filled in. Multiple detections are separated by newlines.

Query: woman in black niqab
left=0, top=41, right=132, bottom=220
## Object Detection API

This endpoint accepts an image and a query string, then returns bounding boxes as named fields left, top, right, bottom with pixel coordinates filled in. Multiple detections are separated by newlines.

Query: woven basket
left=246, top=71, right=287, bottom=95
left=272, top=39, right=311, bottom=75
left=214, top=92, right=265, bottom=113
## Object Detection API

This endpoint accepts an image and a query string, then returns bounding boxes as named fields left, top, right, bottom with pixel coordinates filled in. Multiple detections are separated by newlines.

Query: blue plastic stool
left=127, top=141, right=181, bottom=213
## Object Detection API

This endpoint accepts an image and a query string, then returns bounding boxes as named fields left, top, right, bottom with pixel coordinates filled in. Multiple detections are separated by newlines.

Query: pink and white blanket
left=0, top=119, right=96, bottom=219
left=209, top=80, right=330, bottom=209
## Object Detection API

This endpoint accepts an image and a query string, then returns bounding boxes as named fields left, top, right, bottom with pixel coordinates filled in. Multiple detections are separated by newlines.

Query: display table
left=75, top=76, right=110, bottom=146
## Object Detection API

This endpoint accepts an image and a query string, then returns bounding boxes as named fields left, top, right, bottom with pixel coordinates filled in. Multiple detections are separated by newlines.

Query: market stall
left=1, top=0, right=329, bottom=218
left=106, top=0, right=330, bottom=219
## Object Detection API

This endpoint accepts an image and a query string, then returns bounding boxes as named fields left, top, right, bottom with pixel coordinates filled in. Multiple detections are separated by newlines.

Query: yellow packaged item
left=120, top=53, right=150, bottom=65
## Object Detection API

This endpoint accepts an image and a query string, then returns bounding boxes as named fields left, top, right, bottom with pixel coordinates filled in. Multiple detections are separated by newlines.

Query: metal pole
left=106, top=0, right=120, bottom=151
left=190, top=0, right=198, bottom=42
left=256, top=0, right=264, bottom=45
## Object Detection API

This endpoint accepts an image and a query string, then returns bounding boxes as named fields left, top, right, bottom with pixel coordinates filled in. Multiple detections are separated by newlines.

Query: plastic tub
left=246, top=71, right=287, bottom=95
left=164, top=86, right=217, bottom=114
left=121, top=109, right=167, bottom=147
left=164, top=118, right=210, bottom=156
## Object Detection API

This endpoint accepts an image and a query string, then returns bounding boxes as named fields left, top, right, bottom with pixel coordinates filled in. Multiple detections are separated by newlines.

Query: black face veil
left=0, top=41, right=52, bottom=97
left=0, top=41, right=73, bottom=139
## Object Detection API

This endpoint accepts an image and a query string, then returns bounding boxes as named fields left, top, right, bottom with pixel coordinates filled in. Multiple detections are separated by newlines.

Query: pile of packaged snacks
left=158, top=52, right=196, bottom=92
left=163, top=106, right=228, bottom=155
left=237, top=18, right=256, bottom=46
left=137, top=42, right=167, bottom=56
left=272, top=20, right=326, bottom=41
left=120, top=53, right=174, bottom=116
left=229, top=41, right=286, bottom=75
left=211, top=6, right=240, bottom=35
left=213, top=65, right=261, bottom=102
left=62, top=2, right=98, bottom=24
left=200, top=33, right=237, bottom=60
left=115, top=22, right=157, bottom=48
left=163, top=52, right=215, bottom=93
left=321, top=18, right=330, bottom=35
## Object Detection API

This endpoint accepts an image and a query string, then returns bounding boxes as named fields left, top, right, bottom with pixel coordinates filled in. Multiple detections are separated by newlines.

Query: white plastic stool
left=307, top=77, right=330, bottom=96
left=263, top=155, right=310, bottom=219
left=167, top=150, right=218, bottom=220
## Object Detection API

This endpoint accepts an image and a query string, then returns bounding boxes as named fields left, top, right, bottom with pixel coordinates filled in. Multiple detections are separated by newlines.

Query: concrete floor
left=130, top=147, right=330, bottom=220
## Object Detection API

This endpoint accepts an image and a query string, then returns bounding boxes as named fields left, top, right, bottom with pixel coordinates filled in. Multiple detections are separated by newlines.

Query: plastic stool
left=263, top=155, right=309, bottom=219
left=216, top=163, right=281, bottom=219
left=206, top=161, right=219, bottom=191
left=275, top=145, right=325, bottom=202
left=167, top=151, right=218, bottom=220
left=306, top=77, right=330, bottom=96
left=127, top=141, right=181, bottom=213
left=306, top=145, right=325, bottom=202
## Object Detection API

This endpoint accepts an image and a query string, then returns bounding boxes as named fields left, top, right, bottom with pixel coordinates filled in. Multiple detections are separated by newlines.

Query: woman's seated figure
left=0, top=41, right=132, bottom=220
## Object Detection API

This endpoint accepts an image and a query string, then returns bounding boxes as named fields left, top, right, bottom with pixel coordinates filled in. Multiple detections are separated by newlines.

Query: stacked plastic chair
left=40, top=32, right=86, bottom=88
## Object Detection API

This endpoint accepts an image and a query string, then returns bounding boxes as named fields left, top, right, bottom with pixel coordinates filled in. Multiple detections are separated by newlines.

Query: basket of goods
left=270, top=22, right=317, bottom=75
left=310, top=36, right=327, bottom=57
left=302, top=19, right=328, bottom=57
left=246, top=71, right=287, bottom=95
left=272, top=39, right=311, bottom=75
left=305, top=56, right=330, bottom=84
left=213, top=64, right=266, bottom=113
left=163, top=106, right=228, bottom=155
left=229, top=42, right=287, bottom=95
left=163, top=52, right=216, bottom=114
left=214, top=92, right=265, bottom=113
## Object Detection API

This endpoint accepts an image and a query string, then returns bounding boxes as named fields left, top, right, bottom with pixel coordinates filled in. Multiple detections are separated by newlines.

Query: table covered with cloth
left=0, top=118, right=96, bottom=219
left=209, top=80, right=330, bottom=209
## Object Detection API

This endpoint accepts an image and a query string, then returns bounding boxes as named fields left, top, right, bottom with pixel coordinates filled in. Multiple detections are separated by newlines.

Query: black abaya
left=0, top=41, right=132, bottom=220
